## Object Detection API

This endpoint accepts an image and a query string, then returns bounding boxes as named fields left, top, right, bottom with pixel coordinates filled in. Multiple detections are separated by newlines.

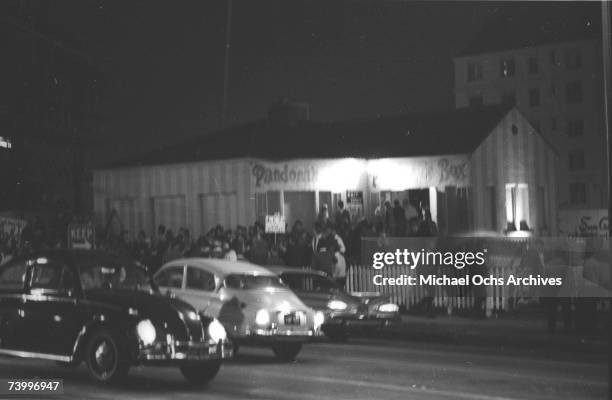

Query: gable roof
left=106, top=105, right=512, bottom=169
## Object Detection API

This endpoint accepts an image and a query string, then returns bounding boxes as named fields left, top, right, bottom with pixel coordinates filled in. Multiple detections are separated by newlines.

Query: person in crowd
left=392, top=199, right=406, bottom=236
left=383, top=201, right=394, bottom=235
left=404, top=199, right=419, bottom=222
left=317, top=204, right=330, bottom=225
left=334, top=201, right=351, bottom=230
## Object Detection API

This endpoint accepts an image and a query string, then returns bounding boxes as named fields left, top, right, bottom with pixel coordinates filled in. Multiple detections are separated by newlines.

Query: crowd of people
left=1, top=199, right=438, bottom=289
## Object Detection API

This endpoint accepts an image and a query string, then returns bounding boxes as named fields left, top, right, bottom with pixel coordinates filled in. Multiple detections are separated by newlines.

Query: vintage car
left=154, top=259, right=324, bottom=361
left=268, top=266, right=400, bottom=341
left=0, top=250, right=232, bottom=385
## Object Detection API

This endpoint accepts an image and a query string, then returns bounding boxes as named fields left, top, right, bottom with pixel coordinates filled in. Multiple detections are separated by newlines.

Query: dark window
left=468, top=95, right=483, bottom=108
left=500, top=58, right=515, bottom=77
left=528, top=56, right=538, bottom=74
left=501, top=92, right=516, bottom=108
left=565, top=48, right=582, bottom=69
left=567, top=118, right=584, bottom=137
left=0, top=260, right=26, bottom=290
left=569, top=183, right=587, bottom=205
left=569, top=150, right=585, bottom=171
left=550, top=49, right=560, bottom=65
left=186, top=267, right=216, bottom=291
left=224, top=274, right=285, bottom=290
left=155, top=266, right=184, bottom=288
left=529, top=88, right=540, bottom=107
left=467, top=62, right=483, bottom=82
left=30, top=262, right=74, bottom=291
left=566, top=82, right=583, bottom=103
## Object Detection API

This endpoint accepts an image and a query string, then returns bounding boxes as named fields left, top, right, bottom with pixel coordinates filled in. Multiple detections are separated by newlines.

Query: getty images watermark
left=363, top=236, right=611, bottom=298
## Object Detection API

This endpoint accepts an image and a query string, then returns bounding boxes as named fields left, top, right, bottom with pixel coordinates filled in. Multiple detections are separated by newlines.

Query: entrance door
left=284, top=191, right=316, bottom=231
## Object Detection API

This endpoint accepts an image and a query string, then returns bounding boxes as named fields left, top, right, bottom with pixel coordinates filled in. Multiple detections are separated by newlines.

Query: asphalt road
left=0, top=339, right=608, bottom=400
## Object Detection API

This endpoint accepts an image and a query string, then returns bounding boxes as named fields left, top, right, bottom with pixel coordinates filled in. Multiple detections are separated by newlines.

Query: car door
left=0, top=258, right=28, bottom=351
left=154, top=265, right=185, bottom=296
left=22, top=257, right=84, bottom=356
left=181, top=266, right=221, bottom=316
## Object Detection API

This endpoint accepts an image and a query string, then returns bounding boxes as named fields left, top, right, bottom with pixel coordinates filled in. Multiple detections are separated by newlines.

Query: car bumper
left=233, top=326, right=324, bottom=345
left=137, top=338, right=233, bottom=364
left=322, top=312, right=400, bottom=330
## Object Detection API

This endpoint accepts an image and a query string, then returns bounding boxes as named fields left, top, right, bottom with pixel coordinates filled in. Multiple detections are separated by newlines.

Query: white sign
left=558, top=209, right=609, bottom=238
left=265, top=214, right=286, bottom=234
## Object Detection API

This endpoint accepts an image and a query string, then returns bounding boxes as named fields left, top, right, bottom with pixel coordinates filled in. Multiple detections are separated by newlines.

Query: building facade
left=454, top=38, right=606, bottom=211
left=93, top=108, right=556, bottom=240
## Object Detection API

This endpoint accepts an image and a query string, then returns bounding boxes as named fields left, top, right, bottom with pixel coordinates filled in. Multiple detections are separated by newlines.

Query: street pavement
left=0, top=338, right=608, bottom=400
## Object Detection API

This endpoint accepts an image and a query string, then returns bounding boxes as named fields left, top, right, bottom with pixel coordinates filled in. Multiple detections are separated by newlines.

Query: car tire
left=180, top=360, right=222, bottom=385
left=271, top=343, right=302, bottom=361
left=84, top=328, right=129, bottom=385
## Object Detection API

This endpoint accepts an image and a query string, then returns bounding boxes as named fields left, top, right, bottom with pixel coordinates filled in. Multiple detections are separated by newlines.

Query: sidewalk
left=376, top=314, right=610, bottom=354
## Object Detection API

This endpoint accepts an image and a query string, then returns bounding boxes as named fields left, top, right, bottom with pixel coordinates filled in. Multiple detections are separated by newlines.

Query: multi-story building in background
left=453, top=13, right=607, bottom=215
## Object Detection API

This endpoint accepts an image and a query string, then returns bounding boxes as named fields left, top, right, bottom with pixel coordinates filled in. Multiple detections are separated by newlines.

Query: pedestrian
left=392, top=199, right=406, bottom=236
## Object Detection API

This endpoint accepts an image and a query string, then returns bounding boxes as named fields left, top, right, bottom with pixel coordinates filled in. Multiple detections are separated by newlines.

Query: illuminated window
left=500, top=57, right=515, bottom=78
left=0, top=136, right=12, bottom=149
left=505, top=183, right=529, bottom=231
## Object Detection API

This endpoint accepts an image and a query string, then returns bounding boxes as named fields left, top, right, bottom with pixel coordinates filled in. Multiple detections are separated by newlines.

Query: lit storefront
left=93, top=106, right=557, bottom=238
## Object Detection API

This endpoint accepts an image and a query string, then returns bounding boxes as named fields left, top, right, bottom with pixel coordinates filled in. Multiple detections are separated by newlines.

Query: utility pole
left=222, top=0, right=233, bottom=125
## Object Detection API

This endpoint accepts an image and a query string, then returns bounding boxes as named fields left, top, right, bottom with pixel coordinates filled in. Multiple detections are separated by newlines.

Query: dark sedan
left=0, top=250, right=232, bottom=385
left=268, top=266, right=400, bottom=341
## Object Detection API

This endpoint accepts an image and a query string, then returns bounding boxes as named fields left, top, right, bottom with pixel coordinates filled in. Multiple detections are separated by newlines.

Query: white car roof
left=160, top=258, right=276, bottom=278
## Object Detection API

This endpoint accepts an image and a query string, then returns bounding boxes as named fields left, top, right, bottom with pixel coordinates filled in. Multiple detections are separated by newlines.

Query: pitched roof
left=106, top=105, right=511, bottom=169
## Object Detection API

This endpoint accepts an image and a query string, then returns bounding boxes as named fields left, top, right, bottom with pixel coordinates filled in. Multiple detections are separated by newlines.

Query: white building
left=93, top=107, right=557, bottom=239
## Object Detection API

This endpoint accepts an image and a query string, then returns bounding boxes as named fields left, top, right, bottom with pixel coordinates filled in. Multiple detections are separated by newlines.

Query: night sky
left=7, top=1, right=602, bottom=165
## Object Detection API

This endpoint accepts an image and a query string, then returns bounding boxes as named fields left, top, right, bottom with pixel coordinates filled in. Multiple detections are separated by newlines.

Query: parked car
left=0, top=250, right=232, bottom=385
left=154, top=259, right=324, bottom=361
left=268, top=266, right=400, bottom=341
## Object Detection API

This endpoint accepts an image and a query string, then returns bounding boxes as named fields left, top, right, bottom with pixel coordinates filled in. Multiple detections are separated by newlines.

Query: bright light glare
left=316, top=158, right=365, bottom=190
left=255, top=309, right=270, bottom=326
left=208, top=318, right=227, bottom=342
left=378, top=303, right=399, bottom=313
left=327, top=300, right=348, bottom=311
left=314, top=311, right=325, bottom=328
left=136, top=319, right=156, bottom=346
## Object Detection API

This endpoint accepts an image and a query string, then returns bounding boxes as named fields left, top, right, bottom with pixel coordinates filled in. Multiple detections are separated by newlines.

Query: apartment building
left=454, top=37, right=606, bottom=211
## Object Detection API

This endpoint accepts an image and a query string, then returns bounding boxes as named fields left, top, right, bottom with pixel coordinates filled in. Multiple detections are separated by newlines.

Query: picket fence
left=343, top=252, right=522, bottom=316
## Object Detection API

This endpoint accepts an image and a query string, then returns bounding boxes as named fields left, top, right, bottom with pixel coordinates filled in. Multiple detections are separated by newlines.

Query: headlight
left=186, top=311, right=199, bottom=321
left=378, top=303, right=399, bottom=313
left=207, top=318, right=227, bottom=342
left=313, top=311, right=325, bottom=329
left=136, top=319, right=156, bottom=346
left=255, top=309, right=270, bottom=326
left=327, top=300, right=348, bottom=311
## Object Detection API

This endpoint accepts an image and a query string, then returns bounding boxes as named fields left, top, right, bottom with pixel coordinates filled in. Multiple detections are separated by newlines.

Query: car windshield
left=224, top=274, right=285, bottom=290
left=77, top=254, right=154, bottom=292
left=281, top=273, right=338, bottom=292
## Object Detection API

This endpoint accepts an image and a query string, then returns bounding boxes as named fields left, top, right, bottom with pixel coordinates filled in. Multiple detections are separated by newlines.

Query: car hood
left=83, top=289, right=201, bottom=340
